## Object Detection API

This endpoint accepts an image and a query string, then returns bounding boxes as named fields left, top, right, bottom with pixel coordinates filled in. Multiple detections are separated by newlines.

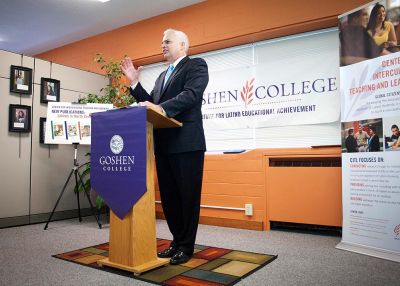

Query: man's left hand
left=138, top=101, right=163, bottom=114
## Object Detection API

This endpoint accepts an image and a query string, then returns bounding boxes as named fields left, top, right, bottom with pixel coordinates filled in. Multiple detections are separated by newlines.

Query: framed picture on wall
left=9, top=104, right=31, bottom=132
left=39, top=117, right=47, bottom=144
left=10, top=65, right=33, bottom=94
left=40, top=78, right=60, bottom=103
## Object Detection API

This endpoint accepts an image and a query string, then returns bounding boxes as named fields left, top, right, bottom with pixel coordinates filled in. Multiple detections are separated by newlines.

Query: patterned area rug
left=54, top=239, right=277, bottom=285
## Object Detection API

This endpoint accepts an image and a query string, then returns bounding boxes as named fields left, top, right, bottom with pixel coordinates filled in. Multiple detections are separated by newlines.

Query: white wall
left=0, top=49, right=108, bottom=224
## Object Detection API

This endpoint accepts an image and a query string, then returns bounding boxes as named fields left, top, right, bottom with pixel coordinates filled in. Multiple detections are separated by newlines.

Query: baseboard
left=3, top=209, right=262, bottom=231
left=156, top=211, right=263, bottom=231
left=0, top=207, right=106, bottom=229
left=0, top=216, right=29, bottom=229
left=270, top=221, right=342, bottom=236
left=29, top=208, right=96, bottom=224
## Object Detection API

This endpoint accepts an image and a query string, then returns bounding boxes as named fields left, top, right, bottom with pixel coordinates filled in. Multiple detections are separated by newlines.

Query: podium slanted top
left=146, top=106, right=182, bottom=129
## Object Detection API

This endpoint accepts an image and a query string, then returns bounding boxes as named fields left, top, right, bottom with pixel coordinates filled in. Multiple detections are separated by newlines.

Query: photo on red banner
left=339, top=1, right=400, bottom=66
left=341, top=118, right=383, bottom=152
left=383, top=116, right=400, bottom=150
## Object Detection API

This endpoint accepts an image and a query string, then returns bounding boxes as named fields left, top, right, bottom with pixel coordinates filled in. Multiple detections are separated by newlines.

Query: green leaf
left=96, top=196, right=105, bottom=210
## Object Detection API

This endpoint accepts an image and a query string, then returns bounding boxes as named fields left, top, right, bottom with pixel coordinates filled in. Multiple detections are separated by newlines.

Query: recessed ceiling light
left=97, top=0, right=111, bottom=3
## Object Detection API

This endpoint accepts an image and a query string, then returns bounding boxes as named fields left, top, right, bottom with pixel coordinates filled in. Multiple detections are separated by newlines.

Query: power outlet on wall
left=245, top=203, right=253, bottom=216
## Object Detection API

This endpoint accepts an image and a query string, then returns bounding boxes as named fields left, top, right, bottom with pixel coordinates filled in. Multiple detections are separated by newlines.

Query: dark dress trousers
left=130, top=56, right=209, bottom=255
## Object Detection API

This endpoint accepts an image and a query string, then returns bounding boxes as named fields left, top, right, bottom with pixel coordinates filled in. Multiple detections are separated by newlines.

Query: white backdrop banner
left=202, top=55, right=340, bottom=130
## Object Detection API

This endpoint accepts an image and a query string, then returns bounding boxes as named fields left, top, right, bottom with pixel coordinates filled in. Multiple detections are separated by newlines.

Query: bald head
left=164, top=29, right=189, bottom=52
left=161, top=29, right=189, bottom=63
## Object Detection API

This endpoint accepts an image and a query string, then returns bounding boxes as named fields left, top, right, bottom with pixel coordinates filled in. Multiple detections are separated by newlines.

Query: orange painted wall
left=201, top=151, right=267, bottom=224
left=37, top=0, right=370, bottom=73
left=35, top=0, right=367, bottom=230
left=264, top=150, right=342, bottom=230
left=156, top=148, right=342, bottom=231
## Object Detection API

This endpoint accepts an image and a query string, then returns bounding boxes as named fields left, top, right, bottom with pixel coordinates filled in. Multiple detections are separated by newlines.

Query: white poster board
left=45, top=102, right=113, bottom=145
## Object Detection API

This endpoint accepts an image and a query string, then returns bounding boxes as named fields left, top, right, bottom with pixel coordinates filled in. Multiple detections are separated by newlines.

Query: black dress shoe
left=157, top=247, right=177, bottom=258
left=170, top=251, right=191, bottom=265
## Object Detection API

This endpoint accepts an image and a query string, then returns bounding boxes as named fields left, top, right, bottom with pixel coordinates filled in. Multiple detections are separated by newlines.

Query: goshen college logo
left=241, top=78, right=255, bottom=108
left=110, top=135, right=124, bottom=154
left=98, top=135, right=135, bottom=172
left=202, top=76, right=337, bottom=107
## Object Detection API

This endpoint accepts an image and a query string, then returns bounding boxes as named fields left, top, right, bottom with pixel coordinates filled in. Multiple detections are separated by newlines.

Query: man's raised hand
left=120, top=57, right=143, bottom=85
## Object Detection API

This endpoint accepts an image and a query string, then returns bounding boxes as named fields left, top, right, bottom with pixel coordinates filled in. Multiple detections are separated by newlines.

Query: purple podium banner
left=91, top=107, right=147, bottom=219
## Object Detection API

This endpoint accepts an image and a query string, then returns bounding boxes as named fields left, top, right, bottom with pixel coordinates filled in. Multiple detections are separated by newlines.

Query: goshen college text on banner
left=201, top=62, right=340, bottom=130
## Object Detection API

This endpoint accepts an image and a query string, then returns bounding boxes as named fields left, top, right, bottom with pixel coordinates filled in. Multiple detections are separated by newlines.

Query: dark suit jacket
left=369, top=135, right=380, bottom=152
left=131, top=56, right=209, bottom=154
left=345, top=135, right=358, bottom=153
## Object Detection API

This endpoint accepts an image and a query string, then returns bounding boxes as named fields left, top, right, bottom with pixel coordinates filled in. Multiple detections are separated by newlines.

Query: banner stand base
left=336, top=241, right=400, bottom=263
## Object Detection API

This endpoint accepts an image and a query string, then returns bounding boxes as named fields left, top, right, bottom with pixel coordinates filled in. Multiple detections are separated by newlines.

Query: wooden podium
left=97, top=106, right=182, bottom=274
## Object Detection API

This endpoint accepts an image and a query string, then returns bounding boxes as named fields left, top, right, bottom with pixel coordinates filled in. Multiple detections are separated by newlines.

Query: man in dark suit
left=121, top=28, right=209, bottom=265
left=345, top=129, right=358, bottom=153
left=368, top=126, right=380, bottom=152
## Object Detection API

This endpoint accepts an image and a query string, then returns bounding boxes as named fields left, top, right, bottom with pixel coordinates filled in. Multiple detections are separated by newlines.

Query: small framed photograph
left=10, top=65, right=32, bottom=94
left=40, top=78, right=60, bottom=103
left=39, top=117, right=47, bottom=144
left=9, top=104, right=31, bottom=132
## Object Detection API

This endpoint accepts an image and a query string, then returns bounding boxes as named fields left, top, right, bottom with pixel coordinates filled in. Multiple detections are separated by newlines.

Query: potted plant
left=78, top=53, right=134, bottom=107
